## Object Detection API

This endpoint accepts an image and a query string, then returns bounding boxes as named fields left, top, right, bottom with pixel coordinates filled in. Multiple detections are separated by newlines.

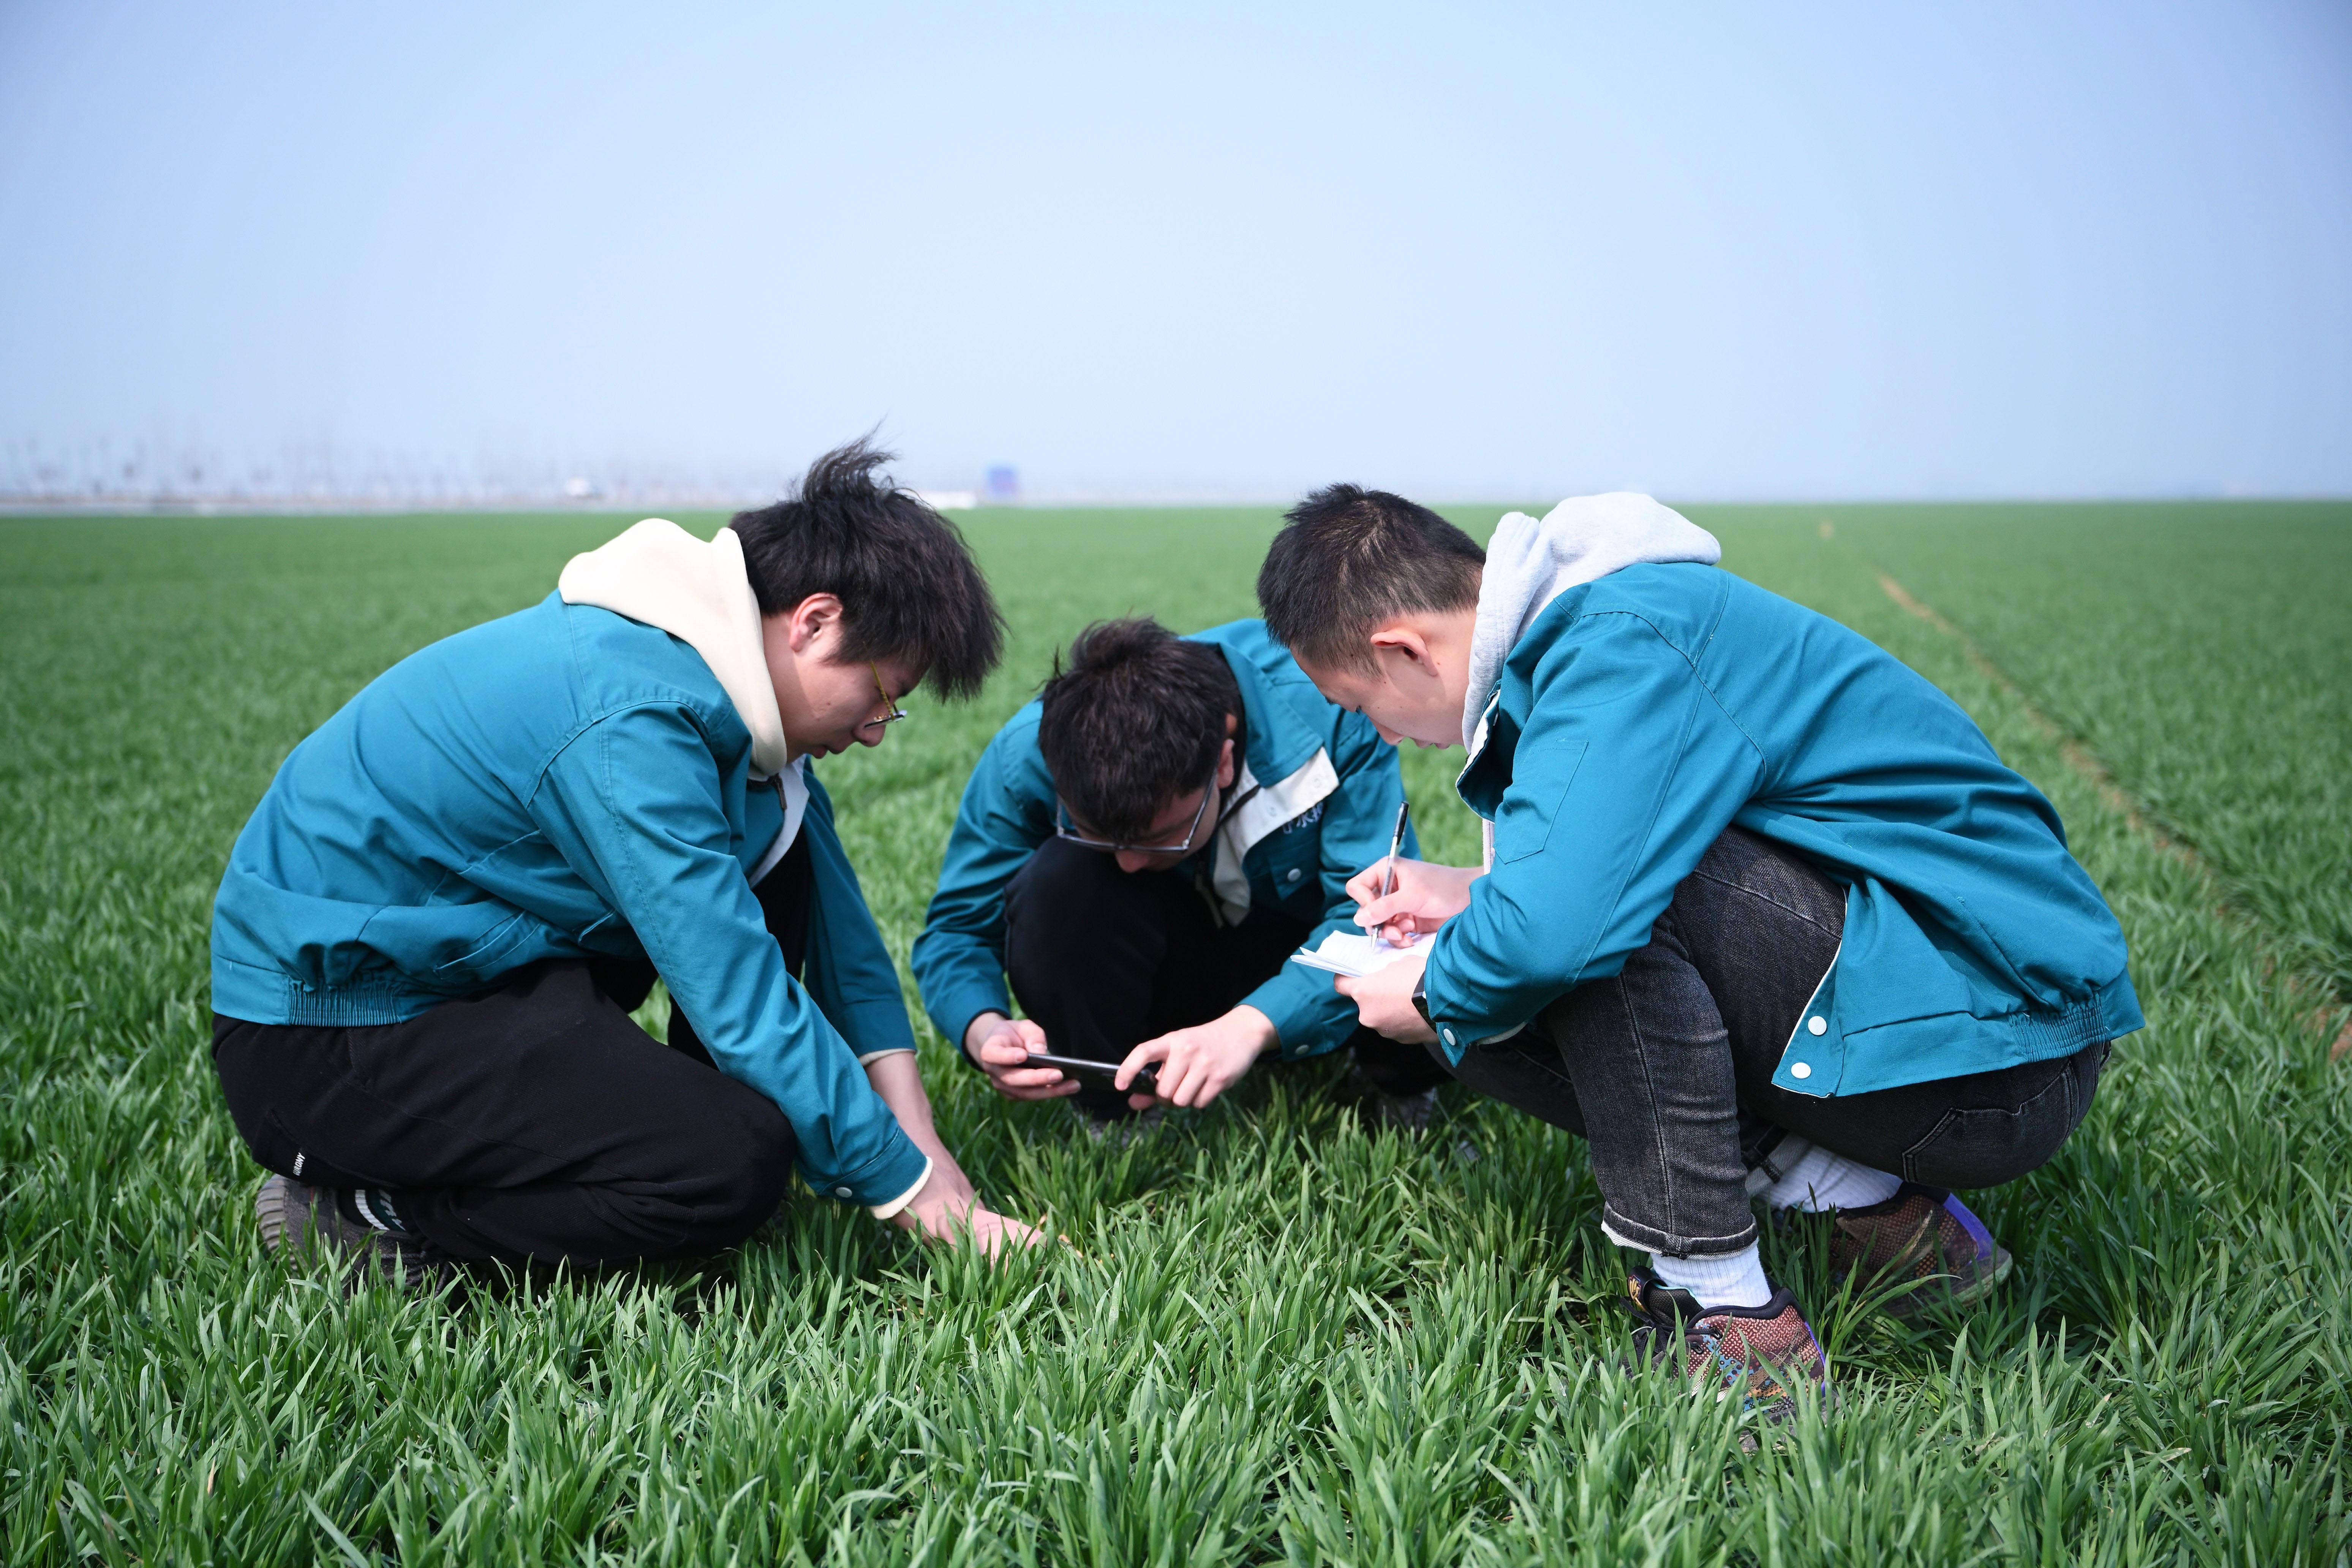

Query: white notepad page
left=1287, top=928, right=1436, bottom=978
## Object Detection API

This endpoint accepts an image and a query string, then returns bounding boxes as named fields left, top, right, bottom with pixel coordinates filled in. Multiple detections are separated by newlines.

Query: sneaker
left=1364, top=1086, right=1442, bottom=1135
left=1623, top=1268, right=1830, bottom=1427
left=1818, top=1183, right=2012, bottom=1318
left=254, top=1174, right=448, bottom=1292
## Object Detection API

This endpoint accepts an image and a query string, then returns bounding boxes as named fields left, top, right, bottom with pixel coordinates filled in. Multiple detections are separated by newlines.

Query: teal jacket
left=914, top=620, right=1415, bottom=1059
left=1428, top=564, right=2143, bottom=1095
left=210, top=592, right=929, bottom=1208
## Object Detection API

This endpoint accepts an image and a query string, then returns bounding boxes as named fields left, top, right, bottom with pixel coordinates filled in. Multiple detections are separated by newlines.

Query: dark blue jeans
left=1433, top=827, right=2109, bottom=1257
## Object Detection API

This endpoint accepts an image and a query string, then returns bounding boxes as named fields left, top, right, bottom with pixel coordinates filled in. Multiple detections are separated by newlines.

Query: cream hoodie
left=558, top=519, right=809, bottom=878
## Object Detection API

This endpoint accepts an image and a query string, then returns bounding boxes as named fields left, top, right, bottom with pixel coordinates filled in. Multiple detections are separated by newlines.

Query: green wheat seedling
left=2, top=504, right=2346, bottom=1565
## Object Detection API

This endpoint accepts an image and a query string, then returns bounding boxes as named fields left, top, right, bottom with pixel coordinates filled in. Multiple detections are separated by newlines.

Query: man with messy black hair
left=914, top=616, right=1446, bottom=1132
left=211, top=439, right=1042, bottom=1284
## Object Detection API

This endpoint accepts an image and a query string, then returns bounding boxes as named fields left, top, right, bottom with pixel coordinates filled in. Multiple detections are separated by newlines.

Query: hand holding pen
left=1373, top=801, right=1410, bottom=941
left=1347, top=802, right=1484, bottom=945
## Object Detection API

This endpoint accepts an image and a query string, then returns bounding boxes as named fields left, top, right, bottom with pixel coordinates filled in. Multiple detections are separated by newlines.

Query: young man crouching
left=1257, top=485, right=2140, bottom=1426
left=210, top=441, right=1041, bottom=1285
left=914, top=617, right=1447, bottom=1133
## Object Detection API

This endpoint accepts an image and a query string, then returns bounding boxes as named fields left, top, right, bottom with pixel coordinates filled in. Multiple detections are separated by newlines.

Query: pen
left=1374, top=800, right=1410, bottom=939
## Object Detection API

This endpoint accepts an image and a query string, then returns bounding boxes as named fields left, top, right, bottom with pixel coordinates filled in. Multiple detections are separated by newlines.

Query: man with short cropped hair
left=1255, top=485, right=2141, bottom=1427
left=913, top=617, right=1447, bottom=1132
left=210, top=440, right=1041, bottom=1285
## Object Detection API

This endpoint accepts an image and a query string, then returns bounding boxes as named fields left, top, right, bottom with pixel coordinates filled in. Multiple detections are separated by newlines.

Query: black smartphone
left=1024, top=1051, right=1159, bottom=1095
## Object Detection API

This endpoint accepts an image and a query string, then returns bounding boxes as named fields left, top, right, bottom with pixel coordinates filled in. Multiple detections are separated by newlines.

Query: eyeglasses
left=1056, top=761, right=1221, bottom=855
left=858, top=662, right=909, bottom=735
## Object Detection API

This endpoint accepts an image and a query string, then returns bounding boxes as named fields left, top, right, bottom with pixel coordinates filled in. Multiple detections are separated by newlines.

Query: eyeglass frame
left=1053, top=757, right=1229, bottom=856
left=857, top=661, right=910, bottom=736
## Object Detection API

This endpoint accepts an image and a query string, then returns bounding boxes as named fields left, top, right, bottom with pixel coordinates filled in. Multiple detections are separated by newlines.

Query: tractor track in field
left=1870, top=564, right=2352, bottom=1064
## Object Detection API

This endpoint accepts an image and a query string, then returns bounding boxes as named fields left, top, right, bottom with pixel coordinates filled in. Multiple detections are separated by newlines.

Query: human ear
left=1368, top=626, right=1434, bottom=673
left=784, top=593, right=844, bottom=654
left=1216, top=738, right=1237, bottom=790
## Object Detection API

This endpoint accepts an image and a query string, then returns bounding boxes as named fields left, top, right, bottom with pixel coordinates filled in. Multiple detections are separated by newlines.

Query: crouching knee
left=693, top=1092, right=795, bottom=1250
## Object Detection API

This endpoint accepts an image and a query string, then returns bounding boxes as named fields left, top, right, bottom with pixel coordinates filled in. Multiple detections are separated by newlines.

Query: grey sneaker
left=255, top=1174, right=448, bottom=1292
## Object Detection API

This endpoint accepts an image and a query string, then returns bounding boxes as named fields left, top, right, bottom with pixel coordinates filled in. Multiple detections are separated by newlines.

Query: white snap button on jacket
left=1285, top=868, right=1302, bottom=882
left=1807, top=1016, right=1827, bottom=1036
left=834, top=1186, right=853, bottom=1199
left=1791, top=1062, right=1812, bottom=1080
left=1442, top=1028, right=1456, bottom=1046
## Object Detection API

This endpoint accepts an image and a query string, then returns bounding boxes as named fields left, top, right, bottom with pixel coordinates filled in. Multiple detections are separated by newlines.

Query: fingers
left=973, top=1034, right=1035, bottom=1068
left=1351, top=891, right=1413, bottom=929
left=974, top=1026, right=1079, bottom=1099
left=1114, top=1037, right=1173, bottom=1092
left=997, top=1068, right=1080, bottom=1099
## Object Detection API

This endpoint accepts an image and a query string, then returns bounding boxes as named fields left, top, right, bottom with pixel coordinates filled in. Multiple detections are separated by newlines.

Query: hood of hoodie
left=557, top=519, right=792, bottom=780
left=1461, top=493, right=1721, bottom=750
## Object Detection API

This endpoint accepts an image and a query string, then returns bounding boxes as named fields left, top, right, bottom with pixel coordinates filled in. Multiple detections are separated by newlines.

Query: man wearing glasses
left=914, top=617, right=1448, bottom=1132
left=209, top=441, right=1042, bottom=1286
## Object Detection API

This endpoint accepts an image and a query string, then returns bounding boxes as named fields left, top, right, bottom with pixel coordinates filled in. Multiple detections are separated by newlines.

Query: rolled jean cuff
left=1599, top=1204, right=1758, bottom=1259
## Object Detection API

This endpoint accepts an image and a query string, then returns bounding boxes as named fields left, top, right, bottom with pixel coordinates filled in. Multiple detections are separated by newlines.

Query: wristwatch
left=1411, top=977, right=1433, bottom=1030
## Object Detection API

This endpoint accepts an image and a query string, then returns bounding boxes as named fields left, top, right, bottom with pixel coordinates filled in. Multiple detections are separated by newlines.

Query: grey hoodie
left=1462, top=493, right=1722, bottom=751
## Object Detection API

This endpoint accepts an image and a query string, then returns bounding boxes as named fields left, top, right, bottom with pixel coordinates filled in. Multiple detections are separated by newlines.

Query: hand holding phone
left=1024, top=1051, right=1159, bottom=1096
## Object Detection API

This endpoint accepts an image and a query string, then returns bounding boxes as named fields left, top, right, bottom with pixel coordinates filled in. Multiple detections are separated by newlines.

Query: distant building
left=984, top=465, right=1020, bottom=503
left=563, top=476, right=601, bottom=500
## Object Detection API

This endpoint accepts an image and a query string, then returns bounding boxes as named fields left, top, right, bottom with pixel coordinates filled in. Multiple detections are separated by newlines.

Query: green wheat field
left=3, top=501, right=2347, bottom=1566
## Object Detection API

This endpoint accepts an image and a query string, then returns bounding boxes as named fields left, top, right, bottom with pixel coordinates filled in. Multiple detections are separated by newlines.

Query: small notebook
left=1288, top=928, right=1435, bottom=978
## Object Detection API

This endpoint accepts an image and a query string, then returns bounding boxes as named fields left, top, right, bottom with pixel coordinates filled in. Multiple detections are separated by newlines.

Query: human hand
left=860, top=1051, right=978, bottom=1203
left=1346, top=858, right=1483, bottom=947
left=1335, top=953, right=1436, bottom=1045
left=964, top=1012, right=1079, bottom=1101
left=1116, top=1005, right=1277, bottom=1110
left=888, top=1176, right=1046, bottom=1257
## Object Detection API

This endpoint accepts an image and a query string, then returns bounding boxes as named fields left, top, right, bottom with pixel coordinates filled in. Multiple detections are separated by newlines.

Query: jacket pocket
left=430, top=909, right=538, bottom=985
left=1495, top=741, right=1588, bottom=865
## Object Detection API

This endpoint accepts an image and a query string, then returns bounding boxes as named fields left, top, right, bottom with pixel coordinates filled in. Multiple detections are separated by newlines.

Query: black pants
left=1004, top=837, right=1448, bottom=1120
left=1433, top=827, right=2109, bottom=1257
left=211, top=842, right=813, bottom=1267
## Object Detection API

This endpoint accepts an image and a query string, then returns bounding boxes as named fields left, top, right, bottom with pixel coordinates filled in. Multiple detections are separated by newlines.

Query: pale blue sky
left=3, top=1, right=2347, bottom=499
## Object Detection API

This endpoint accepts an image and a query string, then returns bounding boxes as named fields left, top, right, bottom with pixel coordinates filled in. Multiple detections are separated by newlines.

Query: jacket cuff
left=855, top=1046, right=917, bottom=1066
left=866, top=1156, right=934, bottom=1221
left=1243, top=968, right=1351, bottom=1060
left=810, top=1127, right=931, bottom=1210
left=830, top=996, right=918, bottom=1061
left=931, top=980, right=1012, bottom=1068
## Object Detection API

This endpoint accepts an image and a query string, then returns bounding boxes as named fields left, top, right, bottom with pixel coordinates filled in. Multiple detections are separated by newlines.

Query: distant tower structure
left=983, top=464, right=1020, bottom=504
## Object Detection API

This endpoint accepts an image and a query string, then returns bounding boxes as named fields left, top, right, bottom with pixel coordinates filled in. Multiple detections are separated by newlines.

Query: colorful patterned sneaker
left=1623, top=1268, right=1830, bottom=1427
left=1822, top=1183, right=2012, bottom=1318
left=254, top=1174, right=449, bottom=1293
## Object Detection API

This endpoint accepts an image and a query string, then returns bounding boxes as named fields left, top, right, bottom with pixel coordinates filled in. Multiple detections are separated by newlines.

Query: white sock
left=1764, top=1144, right=1901, bottom=1213
left=1650, top=1242, right=1773, bottom=1309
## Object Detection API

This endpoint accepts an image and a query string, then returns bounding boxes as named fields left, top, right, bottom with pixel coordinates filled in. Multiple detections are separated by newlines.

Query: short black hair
left=1036, top=618, right=1239, bottom=842
left=1255, top=484, right=1485, bottom=673
left=729, top=437, right=1004, bottom=700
